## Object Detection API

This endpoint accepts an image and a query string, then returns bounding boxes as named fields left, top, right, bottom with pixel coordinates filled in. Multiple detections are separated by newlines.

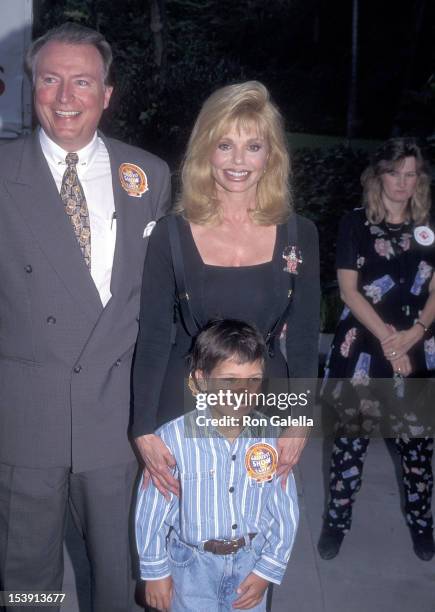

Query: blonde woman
left=319, top=138, right=435, bottom=561
left=133, top=81, right=319, bottom=499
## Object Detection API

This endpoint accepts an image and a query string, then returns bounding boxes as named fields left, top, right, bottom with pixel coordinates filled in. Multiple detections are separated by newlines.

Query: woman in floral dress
left=318, top=138, right=435, bottom=561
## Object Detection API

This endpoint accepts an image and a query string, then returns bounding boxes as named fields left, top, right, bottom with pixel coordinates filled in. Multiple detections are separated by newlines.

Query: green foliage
left=33, top=0, right=326, bottom=160
left=320, top=285, right=343, bottom=333
left=32, top=0, right=371, bottom=288
left=292, top=144, right=369, bottom=285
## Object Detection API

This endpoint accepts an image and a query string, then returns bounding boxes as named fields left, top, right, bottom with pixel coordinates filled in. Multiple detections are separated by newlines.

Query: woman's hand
left=381, top=325, right=424, bottom=361
left=275, top=432, right=308, bottom=488
left=389, top=353, right=412, bottom=376
left=135, top=434, right=180, bottom=500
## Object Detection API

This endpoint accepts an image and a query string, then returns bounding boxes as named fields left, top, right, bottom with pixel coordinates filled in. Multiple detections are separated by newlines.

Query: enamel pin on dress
left=282, top=245, right=303, bottom=274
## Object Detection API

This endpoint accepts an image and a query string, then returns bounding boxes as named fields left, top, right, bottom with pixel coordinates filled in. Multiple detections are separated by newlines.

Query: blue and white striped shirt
left=135, top=410, right=299, bottom=585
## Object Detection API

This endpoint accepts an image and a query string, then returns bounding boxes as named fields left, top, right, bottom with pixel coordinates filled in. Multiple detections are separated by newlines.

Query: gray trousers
left=0, top=461, right=142, bottom=612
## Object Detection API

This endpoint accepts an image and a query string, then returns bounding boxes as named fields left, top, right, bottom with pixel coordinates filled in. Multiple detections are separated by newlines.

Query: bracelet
left=415, top=320, right=428, bottom=333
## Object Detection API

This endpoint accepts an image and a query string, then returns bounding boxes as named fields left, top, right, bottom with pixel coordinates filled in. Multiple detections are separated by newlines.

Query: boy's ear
left=193, top=369, right=207, bottom=391
left=188, top=369, right=207, bottom=396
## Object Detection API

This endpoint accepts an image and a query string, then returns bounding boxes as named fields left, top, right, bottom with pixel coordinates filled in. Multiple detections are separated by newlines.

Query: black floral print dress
left=321, top=208, right=435, bottom=535
left=324, top=208, right=435, bottom=402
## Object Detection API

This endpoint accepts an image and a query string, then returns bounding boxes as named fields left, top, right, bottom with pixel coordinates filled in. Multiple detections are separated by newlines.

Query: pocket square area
left=143, top=221, right=156, bottom=238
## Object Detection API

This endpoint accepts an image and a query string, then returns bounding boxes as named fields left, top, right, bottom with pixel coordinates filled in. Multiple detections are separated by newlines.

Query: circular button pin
left=46, top=316, right=56, bottom=324
left=74, top=365, right=82, bottom=373
left=25, top=265, right=33, bottom=273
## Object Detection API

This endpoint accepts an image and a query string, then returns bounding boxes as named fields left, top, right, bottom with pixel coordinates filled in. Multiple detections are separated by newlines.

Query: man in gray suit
left=0, top=22, right=170, bottom=611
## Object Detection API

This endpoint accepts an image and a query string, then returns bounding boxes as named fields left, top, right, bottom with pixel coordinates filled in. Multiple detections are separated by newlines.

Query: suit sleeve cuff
left=131, top=417, right=156, bottom=438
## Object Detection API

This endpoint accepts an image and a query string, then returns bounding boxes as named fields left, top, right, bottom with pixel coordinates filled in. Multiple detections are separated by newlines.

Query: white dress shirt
left=39, top=128, right=116, bottom=307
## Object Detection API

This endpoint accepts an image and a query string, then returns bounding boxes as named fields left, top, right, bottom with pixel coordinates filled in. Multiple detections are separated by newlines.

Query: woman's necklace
left=385, top=221, right=405, bottom=232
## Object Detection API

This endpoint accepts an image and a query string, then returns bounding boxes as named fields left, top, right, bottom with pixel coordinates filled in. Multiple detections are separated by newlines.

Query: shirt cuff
left=253, top=554, right=287, bottom=585
left=140, top=557, right=171, bottom=580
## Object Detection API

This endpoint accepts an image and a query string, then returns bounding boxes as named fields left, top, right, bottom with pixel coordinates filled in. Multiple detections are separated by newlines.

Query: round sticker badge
left=245, top=443, right=278, bottom=483
left=119, top=163, right=148, bottom=197
left=414, top=226, right=434, bottom=247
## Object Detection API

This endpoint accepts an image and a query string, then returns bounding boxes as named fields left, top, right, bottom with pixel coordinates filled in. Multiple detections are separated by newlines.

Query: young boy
left=135, top=319, right=299, bottom=611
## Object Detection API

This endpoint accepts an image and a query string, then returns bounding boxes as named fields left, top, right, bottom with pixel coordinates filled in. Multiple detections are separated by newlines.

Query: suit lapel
left=4, top=134, right=103, bottom=322
left=103, top=136, right=150, bottom=299
left=105, top=138, right=126, bottom=299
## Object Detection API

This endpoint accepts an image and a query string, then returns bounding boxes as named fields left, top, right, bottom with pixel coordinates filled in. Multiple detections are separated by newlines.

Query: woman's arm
left=381, top=273, right=435, bottom=359
left=278, top=217, right=320, bottom=478
left=285, top=216, right=320, bottom=380
left=132, top=218, right=180, bottom=497
left=338, top=268, right=412, bottom=375
left=337, top=268, right=393, bottom=342
left=132, top=218, right=175, bottom=437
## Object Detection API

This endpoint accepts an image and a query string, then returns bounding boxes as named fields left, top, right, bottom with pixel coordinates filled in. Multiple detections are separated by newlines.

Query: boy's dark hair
left=188, top=319, right=267, bottom=377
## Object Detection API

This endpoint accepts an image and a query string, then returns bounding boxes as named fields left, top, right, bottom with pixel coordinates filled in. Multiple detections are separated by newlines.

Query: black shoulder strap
left=265, top=214, right=298, bottom=356
left=167, top=215, right=200, bottom=337
left=168, top=213, right=299, bottom=345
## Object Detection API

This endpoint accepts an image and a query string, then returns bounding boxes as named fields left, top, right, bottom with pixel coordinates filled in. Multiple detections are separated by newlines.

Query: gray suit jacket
left=0, top=132, right=171, bottom=472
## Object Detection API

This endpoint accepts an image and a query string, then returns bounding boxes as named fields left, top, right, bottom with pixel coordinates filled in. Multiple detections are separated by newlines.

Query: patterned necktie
left=60, top=152, right=91, bottom=268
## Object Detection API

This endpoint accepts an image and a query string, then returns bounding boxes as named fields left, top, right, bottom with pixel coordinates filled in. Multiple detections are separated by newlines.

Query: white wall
left=0, top=0, right=33, bottom=138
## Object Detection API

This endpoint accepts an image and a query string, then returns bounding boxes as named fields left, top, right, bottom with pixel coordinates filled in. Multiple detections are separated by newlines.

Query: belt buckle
left=223, top=538, right=240, bottom=554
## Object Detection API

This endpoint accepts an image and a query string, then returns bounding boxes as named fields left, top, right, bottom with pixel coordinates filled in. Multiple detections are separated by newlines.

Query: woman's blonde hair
left=176, top=81, right=291, bottom=225
left=361, top=137, right=431, bottom=225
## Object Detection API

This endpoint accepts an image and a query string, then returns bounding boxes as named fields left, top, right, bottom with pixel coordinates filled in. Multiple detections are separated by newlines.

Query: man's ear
left=103, top=85, right=114, bottom=109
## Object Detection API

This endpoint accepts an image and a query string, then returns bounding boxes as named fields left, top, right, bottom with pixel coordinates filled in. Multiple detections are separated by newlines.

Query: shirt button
left=74, top=365, right=82, bottom=373
left=231, top=455, right=236, bottom=461
left=46, top=316, right=56, bottom=324
left=25, top=265, right=33, bottom=273
left=232, top=523, right=237, bottom=530
left=229, top=486, right=235, bottom=493
left=115, top=359, right=121, bottom=366
left=399, top=278, right=405, bottom=284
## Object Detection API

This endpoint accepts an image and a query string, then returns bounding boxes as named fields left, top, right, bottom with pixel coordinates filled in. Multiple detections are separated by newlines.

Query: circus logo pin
left=245, top=442, right=278, bottom=482
left=119, top=163, right=148, bottom=197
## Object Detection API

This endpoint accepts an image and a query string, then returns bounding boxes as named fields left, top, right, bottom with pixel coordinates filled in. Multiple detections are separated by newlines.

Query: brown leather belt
left=203, top=533, right=256, bottom=555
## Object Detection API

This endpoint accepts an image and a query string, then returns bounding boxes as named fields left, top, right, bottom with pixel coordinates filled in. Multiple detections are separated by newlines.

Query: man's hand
left=233, top=573, right=269, bottom=609
left=135, top=434, right=180, bottom=500
left=275, top=432, right=308, bottom=489
left=145, top=576, right=173, bottom=612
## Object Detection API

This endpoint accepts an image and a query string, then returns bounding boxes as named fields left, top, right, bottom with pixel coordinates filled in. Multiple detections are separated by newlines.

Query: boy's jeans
left=167, top=530, right=268, bottom=612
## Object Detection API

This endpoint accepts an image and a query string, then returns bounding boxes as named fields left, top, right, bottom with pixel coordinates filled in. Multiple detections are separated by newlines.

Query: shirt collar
left=188, top=406, right=264, bottom=443
left=39, top=128, right=99, bottom=174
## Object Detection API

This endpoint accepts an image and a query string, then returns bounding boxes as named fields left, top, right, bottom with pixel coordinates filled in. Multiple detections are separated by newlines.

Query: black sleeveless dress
left=132, top=214, right=320, bottom=435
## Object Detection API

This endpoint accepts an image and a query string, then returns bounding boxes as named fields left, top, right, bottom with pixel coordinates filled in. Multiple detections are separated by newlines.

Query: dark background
left=32, top=0, right=435, bottom=312
left=33, top=0, right=435, bottom=153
